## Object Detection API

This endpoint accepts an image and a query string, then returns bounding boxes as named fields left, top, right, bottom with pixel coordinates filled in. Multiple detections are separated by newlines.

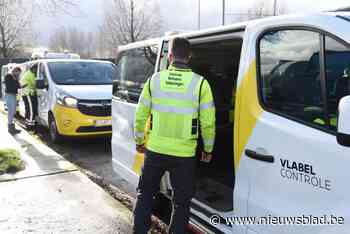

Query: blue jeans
left=5, top=93, right=17, bottom=124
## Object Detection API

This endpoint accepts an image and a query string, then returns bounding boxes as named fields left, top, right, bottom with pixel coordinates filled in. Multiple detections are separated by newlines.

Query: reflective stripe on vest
left=152, top=103, right=198, bottom=114
left=140, top=97, right=151, bottom=107
left=149, top=69, right=203, bottom=139
left=135, top=131, right=145, bottom=138
left=203, top=138, right=215, bottom=146
left=199, top=100, right=215, bottom=111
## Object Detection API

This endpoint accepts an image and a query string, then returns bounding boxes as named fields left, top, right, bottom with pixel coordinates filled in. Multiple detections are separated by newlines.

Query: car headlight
left=63, top=97, right=78, bottom=108
left=56, top=92, right=78, bottom=108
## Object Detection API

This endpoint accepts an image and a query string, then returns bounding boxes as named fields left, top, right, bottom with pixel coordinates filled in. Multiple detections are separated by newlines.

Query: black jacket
left=5, top=74, right=20, bottom=94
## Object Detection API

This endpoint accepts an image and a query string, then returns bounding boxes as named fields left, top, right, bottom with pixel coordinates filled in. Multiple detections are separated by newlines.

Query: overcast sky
left=35, top=0, right=350, bottom=46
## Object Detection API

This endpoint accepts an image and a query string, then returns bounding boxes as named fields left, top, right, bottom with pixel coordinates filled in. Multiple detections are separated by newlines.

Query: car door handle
left=245, top=149, right=275, bottom=163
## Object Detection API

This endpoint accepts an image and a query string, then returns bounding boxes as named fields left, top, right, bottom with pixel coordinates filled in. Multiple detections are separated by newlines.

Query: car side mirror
left=36, top=79, right=48, bottom=90
left=337, top=95, right=350, bottom=147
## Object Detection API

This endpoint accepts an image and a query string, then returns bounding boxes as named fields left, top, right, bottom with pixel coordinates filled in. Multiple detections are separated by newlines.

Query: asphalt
left=0, top=113, right=133, bottom=234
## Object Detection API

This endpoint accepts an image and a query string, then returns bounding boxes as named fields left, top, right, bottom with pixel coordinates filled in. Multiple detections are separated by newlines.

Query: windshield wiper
left=336, top=15, right=350, bottom=23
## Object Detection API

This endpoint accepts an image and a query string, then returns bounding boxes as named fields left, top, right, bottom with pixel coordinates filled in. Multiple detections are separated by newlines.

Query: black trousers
left=133, top=150, right=196, bottom=234
left=22, top=94, right=38, bottom=126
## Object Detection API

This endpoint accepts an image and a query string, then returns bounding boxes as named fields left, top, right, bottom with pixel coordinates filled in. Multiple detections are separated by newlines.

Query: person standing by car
left=21, top=64, right=38, bottom=129
left=5, top=67, right=22, bottom=135
left=133, top=37, right=216, bottom=234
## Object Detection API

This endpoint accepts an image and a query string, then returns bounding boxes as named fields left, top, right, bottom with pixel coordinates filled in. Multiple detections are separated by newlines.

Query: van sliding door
left=111, top=44, right=160, bottom=188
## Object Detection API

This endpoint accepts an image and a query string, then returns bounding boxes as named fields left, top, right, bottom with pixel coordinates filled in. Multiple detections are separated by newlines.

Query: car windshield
left=48, top=62, right=115, bottom=85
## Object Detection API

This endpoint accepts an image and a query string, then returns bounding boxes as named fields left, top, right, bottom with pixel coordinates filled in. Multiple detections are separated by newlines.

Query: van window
left=259, top=30, right=326, bottom=128
left=47, top=62, right=115, bottom=85
left=159, top=41, right=169, bottom=71
left=325, top=36, right=350, bottom=130
left=114, top=45, right=158, bottom=103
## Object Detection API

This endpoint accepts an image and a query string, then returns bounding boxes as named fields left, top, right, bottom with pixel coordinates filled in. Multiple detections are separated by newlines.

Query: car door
left=36, top=62, right=50, bottom=126
left=238, top=27, right=350, bottom=234
left=112, top=43, right=160, bottom=187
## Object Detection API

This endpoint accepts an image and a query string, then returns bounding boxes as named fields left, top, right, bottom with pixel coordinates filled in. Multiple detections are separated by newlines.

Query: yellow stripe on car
left=53, top=104, right=112, bottom=136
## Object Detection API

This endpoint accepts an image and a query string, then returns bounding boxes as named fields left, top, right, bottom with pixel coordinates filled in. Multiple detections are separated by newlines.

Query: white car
left=20, top=59, right=115, bottom=142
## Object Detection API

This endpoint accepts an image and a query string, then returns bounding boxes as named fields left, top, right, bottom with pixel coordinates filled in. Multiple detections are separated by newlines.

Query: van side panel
left=112, top=99, right=140, bottom=188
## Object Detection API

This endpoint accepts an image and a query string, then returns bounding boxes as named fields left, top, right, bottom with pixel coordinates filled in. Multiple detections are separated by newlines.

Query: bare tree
left=276, top=2, right=289, bottom=16
left=49, top=26, right=97, bottom=58
left=0, top=0, right=80, bottom=58
left=0, top=0, right=33, bottom=58
left=234, top=0, right=289, bottom=22
left=32, top=0, right=80, bottom=15
left=102, top=0, right=162, bottom=47
left=95, top=26, right=115, bottom=59
left=245, top=1, right=272, bottom=21
left=49, top=27, right=68, bottom=52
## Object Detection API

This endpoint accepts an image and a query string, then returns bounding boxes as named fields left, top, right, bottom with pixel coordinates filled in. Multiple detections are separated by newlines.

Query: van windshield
left=48, top=62, right=115, bottom=85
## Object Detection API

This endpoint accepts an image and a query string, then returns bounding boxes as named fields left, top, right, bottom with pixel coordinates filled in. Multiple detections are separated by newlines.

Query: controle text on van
left=112, top=11, right=350, bottom=234
left=20, top=59, right=115, bottom=142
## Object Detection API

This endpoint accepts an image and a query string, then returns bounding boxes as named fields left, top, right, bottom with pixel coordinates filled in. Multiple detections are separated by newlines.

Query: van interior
left=189, top=37, right=243, bottom=212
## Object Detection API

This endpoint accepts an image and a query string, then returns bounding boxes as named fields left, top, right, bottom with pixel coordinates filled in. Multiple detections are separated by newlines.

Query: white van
left=20, top=59, right=115, bottom=142
left=112, top=12, right=350, bottom=234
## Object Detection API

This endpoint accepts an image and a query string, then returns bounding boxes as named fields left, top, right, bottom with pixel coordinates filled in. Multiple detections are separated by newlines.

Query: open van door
left=112, top=41, right=161, bottom=188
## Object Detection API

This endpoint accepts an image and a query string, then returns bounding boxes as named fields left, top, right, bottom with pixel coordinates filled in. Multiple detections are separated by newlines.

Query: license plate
left=95, top=120, right=112, bottom=126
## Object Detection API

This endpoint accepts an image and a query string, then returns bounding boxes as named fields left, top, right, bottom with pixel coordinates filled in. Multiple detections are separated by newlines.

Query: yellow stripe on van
left=234, top=61, right=263, bottom=170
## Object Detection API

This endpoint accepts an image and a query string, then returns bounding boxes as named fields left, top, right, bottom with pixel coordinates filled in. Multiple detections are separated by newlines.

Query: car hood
left=57, top=85, right=112, bottom=100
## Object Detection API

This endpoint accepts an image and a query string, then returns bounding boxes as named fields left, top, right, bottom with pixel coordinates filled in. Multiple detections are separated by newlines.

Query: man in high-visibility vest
left=21, top=63, right=38, bottom=129
left=133, top=37, right=216, bottom=234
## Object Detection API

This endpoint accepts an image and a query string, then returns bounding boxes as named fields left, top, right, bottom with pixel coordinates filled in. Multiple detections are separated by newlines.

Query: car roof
left=35, top=59, right=113, bottom=64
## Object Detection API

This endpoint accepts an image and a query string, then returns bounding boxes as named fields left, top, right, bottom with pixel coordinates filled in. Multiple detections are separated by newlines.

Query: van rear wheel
left=49, top=115, right=62, bottom=143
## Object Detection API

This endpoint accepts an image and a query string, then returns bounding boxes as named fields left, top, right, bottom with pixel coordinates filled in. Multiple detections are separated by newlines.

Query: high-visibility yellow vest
left=313, top=117, right=337, bottom=127
left=134, top=65, right=216, bottom=157
left=21, top=71, right=36, bottom=96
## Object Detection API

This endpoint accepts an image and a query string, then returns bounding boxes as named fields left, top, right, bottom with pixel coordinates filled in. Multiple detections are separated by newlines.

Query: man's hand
left=200, top=151, right=212, bottom=163
left=136, top=144, right=146, bottom=154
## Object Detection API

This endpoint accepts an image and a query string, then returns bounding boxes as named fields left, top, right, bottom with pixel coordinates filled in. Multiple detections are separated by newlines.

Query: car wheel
left=49, top=115, right=62, bottom=143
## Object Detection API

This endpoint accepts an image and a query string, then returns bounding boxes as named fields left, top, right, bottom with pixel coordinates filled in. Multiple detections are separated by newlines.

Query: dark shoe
left=8, top=124, right=21, bottom=135
left=13, top=125, right=21, bottom=134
